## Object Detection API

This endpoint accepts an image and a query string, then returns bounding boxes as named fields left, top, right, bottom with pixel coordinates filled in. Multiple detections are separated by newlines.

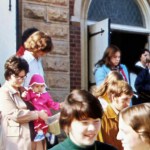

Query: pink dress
left=25, top=89, right=60, bottom=133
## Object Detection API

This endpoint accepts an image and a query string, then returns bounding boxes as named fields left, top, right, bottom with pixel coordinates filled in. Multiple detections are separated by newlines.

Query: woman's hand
left=38, top=110, right=48, bottom=121
left=60, top=102, right=64, bottom=109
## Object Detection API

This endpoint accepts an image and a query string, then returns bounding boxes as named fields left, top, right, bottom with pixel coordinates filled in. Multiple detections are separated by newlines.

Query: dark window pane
left=88, top=0, right=143, bottom=27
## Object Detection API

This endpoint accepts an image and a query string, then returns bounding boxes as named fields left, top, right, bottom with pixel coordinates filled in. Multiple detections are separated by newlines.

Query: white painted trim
left=71, top=18, right=150, bottom=34
left=71, top=16, right=81, bottom=22
left=111, top=24, right=150, bottom=34
left=136, top=0, right=150, bottom=28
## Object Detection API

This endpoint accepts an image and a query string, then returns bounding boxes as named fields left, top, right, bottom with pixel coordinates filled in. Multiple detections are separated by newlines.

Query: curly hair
left=24, top=31, right=53, bottom=53
left=4, top=55, right=29, bottom=80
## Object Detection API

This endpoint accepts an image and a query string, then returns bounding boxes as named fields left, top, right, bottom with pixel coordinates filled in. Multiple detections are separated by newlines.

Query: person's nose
left=117, top=131, right=121, bottom=140
left=117, top=57, right=120, bottom=61
left=87, top=123, right=95, bottom=131
left=126, top=99, right=131, bottom=107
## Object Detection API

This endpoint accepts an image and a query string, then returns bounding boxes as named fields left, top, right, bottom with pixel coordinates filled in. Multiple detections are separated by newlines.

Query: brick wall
left=70, top=24, right=81, bottom=89
left=69, top=0, right=81, bottom=90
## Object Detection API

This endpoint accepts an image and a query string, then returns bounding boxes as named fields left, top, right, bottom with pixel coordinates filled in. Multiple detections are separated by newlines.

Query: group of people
left=91, top=44, right=150, bottom=150
left=0, top=27, right=150, bottom=150
left=0, top=28, right=60, bottom=150
left=94, top=45, right=150, bottom=104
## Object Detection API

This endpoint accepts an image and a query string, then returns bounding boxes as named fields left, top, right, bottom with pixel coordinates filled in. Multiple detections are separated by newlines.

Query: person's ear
left=110, top=94, right=115, bottom=102
left=64, top=126, right=70, bottom=136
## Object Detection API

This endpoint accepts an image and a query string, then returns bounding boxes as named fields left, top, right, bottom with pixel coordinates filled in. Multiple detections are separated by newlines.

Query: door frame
left=71, top=0, right=150, bottom=90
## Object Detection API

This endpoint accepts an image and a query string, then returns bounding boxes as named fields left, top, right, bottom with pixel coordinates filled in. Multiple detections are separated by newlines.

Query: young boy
left=97, top=80, right=133, bottom=150
left=51, top=89, right=117, bottom=150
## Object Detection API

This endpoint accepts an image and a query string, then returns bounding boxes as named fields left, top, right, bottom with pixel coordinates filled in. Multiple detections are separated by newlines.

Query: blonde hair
left=120, top=103, right=150, bottom=144
left=107, top=80, right=133, bottom=98
left=93, top=71, right=123, bottom=98
left=24, top=31, right=53, bottom=53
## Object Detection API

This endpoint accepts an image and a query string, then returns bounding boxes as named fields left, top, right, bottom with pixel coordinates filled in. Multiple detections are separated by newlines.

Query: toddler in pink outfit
left=22, top=74, right=60, bottom=142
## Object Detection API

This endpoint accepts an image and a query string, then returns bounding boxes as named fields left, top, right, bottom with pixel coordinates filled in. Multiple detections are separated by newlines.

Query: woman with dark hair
left=94, top=45, right=129, bottom=86
left=134, top=48, right=150, bottom=74
left=51, top=89, right=117, bottom=150
left=0, top=55, right=48, bottom=150
left=134, top=58, right=150, bottom=104
left=117, top=103, right=150, bottom=150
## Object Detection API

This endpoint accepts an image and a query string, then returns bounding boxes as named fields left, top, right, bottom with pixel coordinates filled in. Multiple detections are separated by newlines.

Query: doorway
left=110, top=31, right=148, bottom=72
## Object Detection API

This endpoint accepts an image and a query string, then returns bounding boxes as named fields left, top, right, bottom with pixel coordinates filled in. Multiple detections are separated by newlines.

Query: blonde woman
left=93, top=71, right=123, bottom=109
left=22, top=31, right=53, bottom=87
left=117, top=103, right=150, bottom=150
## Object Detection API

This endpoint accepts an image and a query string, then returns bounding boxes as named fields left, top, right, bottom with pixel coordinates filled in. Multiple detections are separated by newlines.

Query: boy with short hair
left=97, top=80, right=133, bottom=150
left=51, top=89, right=117, bottom=150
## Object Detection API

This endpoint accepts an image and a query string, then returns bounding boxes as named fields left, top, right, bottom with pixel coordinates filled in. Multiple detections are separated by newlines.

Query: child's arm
left=46, top=92, right=60, bottom=110
left=21, top=90, right=31, bottom=101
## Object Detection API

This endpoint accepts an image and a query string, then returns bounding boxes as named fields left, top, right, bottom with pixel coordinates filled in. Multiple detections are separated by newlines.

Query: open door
left=88, top=18, right=110, bottom=85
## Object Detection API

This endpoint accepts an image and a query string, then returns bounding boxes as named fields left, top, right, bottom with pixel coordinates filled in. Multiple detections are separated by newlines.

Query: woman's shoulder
left=120, top=64, right=128, bottom=72
left=0, top=84, right=9, bottom=94
left=0, top=85, right=11, bottom=102
left=22, top=50, right=34, bottom=62
left=0, top=87, right=8, bottom=96
left=96, top=141, right=117, bottom=150
left=120, top=64, right=127, bottom=68
left=95, top=64, right=109, bottom=71
left=137, top=68, right=149, bottom=77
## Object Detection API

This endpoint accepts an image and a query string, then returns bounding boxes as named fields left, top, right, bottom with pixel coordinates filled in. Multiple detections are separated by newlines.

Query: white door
left=0, top=0, right=16, bottom=84
left=88, top=18, right=110, bottom=84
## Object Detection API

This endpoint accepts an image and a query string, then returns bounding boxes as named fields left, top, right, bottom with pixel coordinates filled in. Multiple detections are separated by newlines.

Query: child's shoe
left=46, top=132, right=55, bottom=145
left=34, top=130, right=45, bottom=142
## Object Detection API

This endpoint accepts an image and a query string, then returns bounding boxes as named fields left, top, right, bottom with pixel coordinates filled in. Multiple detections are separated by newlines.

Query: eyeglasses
left=13, top=74, right=27, bottom=80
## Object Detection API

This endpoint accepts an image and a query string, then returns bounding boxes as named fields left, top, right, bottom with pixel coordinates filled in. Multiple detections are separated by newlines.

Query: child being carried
left=22, top=74, right=61, bottom=142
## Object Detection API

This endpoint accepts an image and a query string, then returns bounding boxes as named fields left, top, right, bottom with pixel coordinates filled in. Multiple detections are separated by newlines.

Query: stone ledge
left=25, top=0, right=68, bottom=7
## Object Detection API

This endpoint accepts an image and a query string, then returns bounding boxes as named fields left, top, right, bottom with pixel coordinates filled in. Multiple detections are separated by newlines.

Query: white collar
left=135, top=61, right=145, bottom=68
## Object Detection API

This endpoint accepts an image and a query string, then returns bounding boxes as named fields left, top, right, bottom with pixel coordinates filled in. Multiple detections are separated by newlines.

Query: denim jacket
left=94, top=64, right=129, bottom=86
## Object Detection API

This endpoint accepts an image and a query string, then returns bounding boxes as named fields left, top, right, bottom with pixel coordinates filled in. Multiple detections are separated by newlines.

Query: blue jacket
left=94, top=64, right=129, bottom=86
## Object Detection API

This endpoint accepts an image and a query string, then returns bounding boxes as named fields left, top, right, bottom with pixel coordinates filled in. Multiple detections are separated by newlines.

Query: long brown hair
left=95, top=45, right=121, bottom=68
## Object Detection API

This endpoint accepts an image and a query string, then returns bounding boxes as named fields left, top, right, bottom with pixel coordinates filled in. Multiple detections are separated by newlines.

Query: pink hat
left=29, top=74, right=45, bottom=87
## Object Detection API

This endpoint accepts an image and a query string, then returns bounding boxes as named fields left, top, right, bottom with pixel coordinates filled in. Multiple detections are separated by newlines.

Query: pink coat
left=25, top=89, right=60, bottom=116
